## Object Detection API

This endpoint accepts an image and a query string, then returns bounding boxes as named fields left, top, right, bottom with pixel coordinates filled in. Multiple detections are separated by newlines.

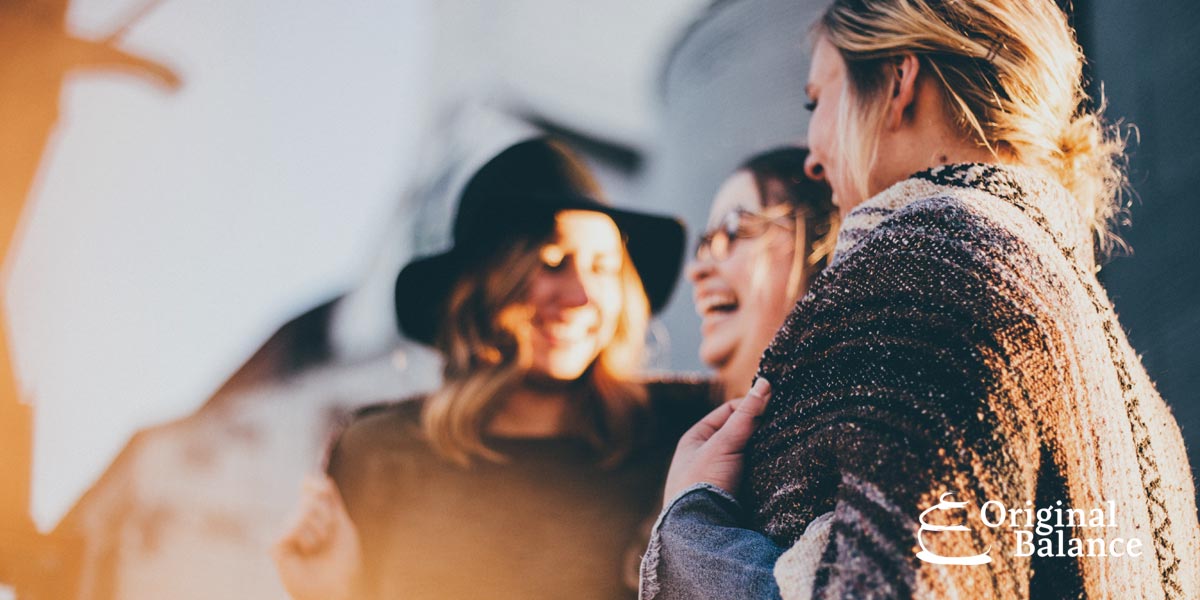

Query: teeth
left=544, top=322, right=591, bottom=340
left=696, top=293, right=739, bottom=315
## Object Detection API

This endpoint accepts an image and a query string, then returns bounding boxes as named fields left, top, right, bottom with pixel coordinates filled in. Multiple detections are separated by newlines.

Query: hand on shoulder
left=662, top=378, right=771, bottom=505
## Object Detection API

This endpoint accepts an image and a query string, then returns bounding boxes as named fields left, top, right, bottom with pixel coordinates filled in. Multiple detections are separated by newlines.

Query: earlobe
left=888, top=54, right=921, bottom=129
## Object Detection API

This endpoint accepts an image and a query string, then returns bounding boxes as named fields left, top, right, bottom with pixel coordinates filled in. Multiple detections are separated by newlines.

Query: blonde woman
left=644, top=1, right=1200, bottom=599
left=689, top=147, right=837, bottom=400
left=273, top=138, right=713, bottom=600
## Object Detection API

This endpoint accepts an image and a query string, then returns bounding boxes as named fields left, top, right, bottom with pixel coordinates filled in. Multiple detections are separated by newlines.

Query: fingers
left=310, top=473, right=354, bottom=519
left=302, top=473, right=337, bottom=503
left=679, top=378, right=772, bottom=448
left=277, top=474, right=342, bottom=556
left=680, top=399, right=739, bottom=446
left=709, top=378, right=771, bottom=451
left=735, top=378, right=771, bottom=418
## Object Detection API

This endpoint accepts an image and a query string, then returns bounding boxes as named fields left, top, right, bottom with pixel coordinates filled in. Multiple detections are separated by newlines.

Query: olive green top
left=328, top=379, right=715, bottom=600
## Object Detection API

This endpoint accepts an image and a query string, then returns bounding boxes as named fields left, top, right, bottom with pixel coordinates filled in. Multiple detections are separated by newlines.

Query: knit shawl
left=746, top=164, right=1200, bottom=599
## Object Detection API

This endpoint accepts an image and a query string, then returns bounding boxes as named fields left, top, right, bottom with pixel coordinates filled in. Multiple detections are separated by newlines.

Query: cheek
left=524, top=273, right=551, bottom=308
left=749, top=246, right=798, bottom=318
left=807, top=113, right=823, bottom=149
left=808, top=94, right=843, bottom=165
left=758, top=276, right=795, bottom=323
left=717, top=251, right=756, bottom=297
left=595, top=285, right=624, bottom=334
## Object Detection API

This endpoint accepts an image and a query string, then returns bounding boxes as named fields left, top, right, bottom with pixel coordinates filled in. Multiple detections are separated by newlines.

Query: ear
left=886, top=53, right=921, bottom=129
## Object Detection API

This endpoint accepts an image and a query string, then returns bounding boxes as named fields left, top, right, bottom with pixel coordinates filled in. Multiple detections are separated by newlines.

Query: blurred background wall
left=0, top=0, right=1196, bottom=598
left=1086, top=0, right=1200, bottom=503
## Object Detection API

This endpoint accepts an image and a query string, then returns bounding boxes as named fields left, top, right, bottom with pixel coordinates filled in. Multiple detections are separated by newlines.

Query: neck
left=486, top=378, right=573, bottom=438
left=861, top=143, right=1000, bottom=212
left=719, top=333, right=775, bottom=401
left=718, top=367, right=754, bottom=401
left=854, top=73, right=1014, bottom=213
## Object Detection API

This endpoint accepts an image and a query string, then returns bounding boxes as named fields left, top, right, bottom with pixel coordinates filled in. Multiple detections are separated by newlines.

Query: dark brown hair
left=740, top=147, right=840, bottom=298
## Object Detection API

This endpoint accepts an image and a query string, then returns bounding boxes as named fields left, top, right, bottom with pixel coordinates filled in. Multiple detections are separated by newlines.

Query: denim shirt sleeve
left=639, top=483, right=784, bottom=600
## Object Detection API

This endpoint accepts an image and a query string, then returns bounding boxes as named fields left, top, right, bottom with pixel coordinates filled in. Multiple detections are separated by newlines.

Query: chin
left=698, top=333, right=737, bottom=366
left=697, top=350, right=729, bottom=378
left=541, top=370, right=584, bottom=382
left=537, top=352, right=597, bottom=381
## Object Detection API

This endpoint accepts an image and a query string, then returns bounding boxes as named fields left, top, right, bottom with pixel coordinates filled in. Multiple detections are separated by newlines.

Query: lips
left=535, top=319, right=596, bottom=346
left=695, top=291, right=740, bottom=316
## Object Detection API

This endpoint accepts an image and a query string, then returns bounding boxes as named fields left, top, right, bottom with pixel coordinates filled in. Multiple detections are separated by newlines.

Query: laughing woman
left=689, top=147, right=838, bottom=399
left=643, top=1, right=1200, bottom=599
left=273, top=138, right=713, bottom=600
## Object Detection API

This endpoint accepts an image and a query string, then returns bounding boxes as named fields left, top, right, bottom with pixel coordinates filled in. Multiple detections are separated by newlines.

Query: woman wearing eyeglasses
left=688, top=147, right=838, bottom=399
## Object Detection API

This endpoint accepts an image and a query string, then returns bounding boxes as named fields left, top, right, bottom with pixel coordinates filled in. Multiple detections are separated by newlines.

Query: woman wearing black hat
left=273, top=138, right=714, bottom=599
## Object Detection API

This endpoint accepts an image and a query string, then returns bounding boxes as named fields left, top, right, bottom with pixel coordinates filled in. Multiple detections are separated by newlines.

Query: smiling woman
left=425, top=206, right=650, bottom=453
left=272, top=137, right=715, bottom=600
left=523, top=211, right=628, bottom=383
left=688, top=147, right=837, bottom=399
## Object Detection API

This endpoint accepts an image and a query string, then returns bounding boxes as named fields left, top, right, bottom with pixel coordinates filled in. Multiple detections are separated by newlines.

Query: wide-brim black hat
left=395, top=138, right=686, bottom=346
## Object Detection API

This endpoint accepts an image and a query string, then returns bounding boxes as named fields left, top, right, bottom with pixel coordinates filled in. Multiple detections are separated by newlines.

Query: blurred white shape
left=6, top=0, right=715, bottom=541
left=429, top=0, right=708, bottom=148
left=5, top=0, right=433, bottom=531
left=390, top=348, right=408, bottom=372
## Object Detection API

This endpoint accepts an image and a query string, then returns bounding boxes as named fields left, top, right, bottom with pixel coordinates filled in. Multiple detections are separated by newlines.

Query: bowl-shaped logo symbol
left=916, top=492, right=992, bottom=565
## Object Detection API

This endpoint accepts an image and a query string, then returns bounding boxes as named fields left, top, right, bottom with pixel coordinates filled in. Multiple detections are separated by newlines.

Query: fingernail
left=751, top=377, right=771, bottom=395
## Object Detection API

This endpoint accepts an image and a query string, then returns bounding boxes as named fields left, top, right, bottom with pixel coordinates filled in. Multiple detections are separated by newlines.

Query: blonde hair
left=422, top=235, right=650, bottom=467
left=815, top=0, right=1128, bottom=253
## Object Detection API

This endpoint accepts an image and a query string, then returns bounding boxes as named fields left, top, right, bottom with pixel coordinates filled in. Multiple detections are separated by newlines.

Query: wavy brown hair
left=422, top=233, right=650, bottom=468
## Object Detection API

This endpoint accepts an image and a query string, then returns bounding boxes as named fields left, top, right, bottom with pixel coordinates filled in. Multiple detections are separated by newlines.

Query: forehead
left=808, top=36, right=844, bottom=86
left=708, top=171, right=761, bottom=225
left=551, top=209, right=621, bottom=251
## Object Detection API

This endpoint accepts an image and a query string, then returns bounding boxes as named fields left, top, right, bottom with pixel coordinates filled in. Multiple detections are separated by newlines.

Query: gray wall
left=1084, top=0, right=1200, bottom=497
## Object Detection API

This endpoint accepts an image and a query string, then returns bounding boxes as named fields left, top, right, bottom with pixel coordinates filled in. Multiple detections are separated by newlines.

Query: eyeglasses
left=694, top=205, right=797, bottom=261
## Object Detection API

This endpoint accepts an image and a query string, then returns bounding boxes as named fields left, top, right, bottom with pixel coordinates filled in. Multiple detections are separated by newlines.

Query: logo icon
left=915, top=492, right=992, bottom=565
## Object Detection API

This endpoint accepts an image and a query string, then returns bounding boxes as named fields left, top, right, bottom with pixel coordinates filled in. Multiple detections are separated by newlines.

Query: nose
left=804, top=153, right=825, bottom=182
left=556, top=263, right=591, bottom=309
left=685, top=255, right=714, bottom=285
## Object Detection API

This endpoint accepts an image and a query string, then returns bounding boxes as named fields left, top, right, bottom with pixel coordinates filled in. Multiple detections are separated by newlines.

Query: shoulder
left=348, top=394, right=425, bottom=424
left=864, top=193, right=1016, bottom=259
left=821, top=188, right=1046, bottom=310
left=761, top=183, right=1049, bottom=367
left=759, top=183, right=1065, bottom=390
left=834, top=167, right=1075, bottom=281
left=333, top=395, right=428, bottom=459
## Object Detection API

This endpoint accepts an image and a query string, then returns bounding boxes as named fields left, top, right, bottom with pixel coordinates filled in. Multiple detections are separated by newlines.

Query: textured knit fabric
left=747, top=164, right=1200, bottom=599
left=328, top=379, right=715, bottom=600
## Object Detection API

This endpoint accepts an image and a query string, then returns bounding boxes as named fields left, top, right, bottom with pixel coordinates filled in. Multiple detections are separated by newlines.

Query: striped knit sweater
left=746, top=164, right=1200, bottom=599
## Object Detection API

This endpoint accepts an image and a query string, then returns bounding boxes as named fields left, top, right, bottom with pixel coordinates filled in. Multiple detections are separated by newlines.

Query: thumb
left=737, top=377, right=771, bottom=417
left=710, top=378, right=771, bottom=450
